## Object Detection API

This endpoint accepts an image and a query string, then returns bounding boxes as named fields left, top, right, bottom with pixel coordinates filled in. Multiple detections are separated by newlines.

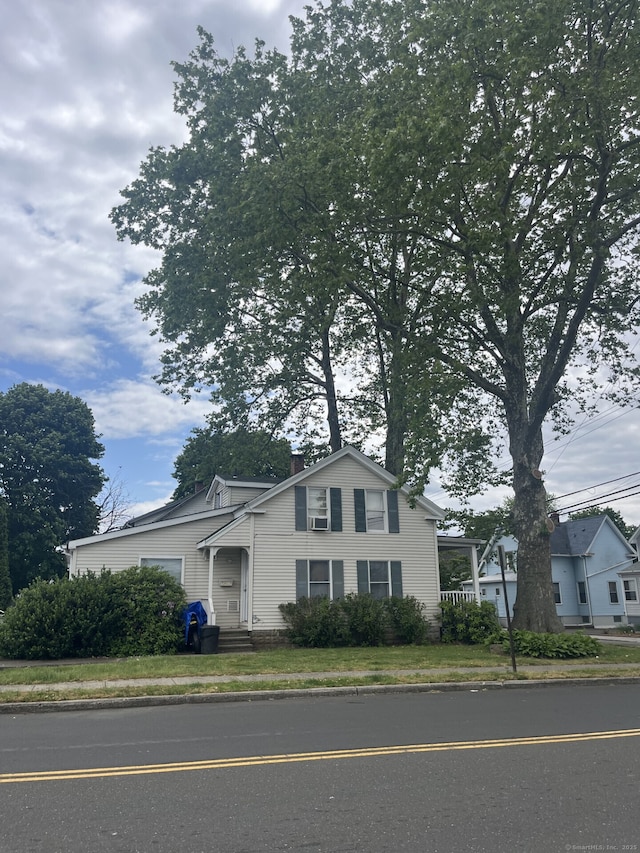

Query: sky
left=2, top=0, right=640, bottom=528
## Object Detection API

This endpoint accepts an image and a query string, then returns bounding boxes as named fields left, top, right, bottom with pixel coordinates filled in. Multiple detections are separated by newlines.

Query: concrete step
left=217, top=630, right=254, bottom=654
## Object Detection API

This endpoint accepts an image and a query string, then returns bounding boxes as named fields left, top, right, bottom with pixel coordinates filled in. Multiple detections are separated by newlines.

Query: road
left=1, top=684, right=639, bottom=852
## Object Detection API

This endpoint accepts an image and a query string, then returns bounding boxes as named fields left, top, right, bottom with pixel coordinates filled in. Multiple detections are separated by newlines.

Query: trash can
left=200, top=625, right=220, bottom=654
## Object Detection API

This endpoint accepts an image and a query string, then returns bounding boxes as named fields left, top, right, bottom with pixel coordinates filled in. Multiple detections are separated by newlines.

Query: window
left=140, top=556, right=183, bottom=584
left=357, top=560, right=403, bottom=598
left=623, top=579, right=638, bottom=602
left=366, top=490, right=386, bottom=531
left=214, top=490, right=223, bottom=509
left=295, top=486, right=342, bottom=532
left=296, top=559, right=343, bottom=600
left=577, top=582, right=587, bottom=605
left=308, top=487, right=329, bottom=529
left=552, top=583, right=562, bottom=605
left=354, top=489, right=400, bottom=533
left=608, top=581, right=619, bottom=604
left=309, top=560, right=330, bottom=598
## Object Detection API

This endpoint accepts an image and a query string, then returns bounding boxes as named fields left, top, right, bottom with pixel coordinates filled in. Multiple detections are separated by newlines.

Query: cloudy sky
left=2, top=0, right=640, bottom=527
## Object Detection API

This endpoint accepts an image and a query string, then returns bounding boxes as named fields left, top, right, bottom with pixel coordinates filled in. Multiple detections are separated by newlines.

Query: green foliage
left=438, top=552, right=472, bottom=591
left=385, top=596, right=429, bottom=645
left=0, top=499, right=12, bottom=610
left=278, top=598, right=350, bottom=648
left=506, top=631, right=601, bottom=659
left=172, top=426, right=292, bottom=500
left=0, top=383, right=105, bottom=593
left=279, top=594, right=430, bottom=648
left=0, top=566, right=187, bottom=660
left=340, top=593, right=387, bottom=647
left=439, top=599, right=503, bottom=645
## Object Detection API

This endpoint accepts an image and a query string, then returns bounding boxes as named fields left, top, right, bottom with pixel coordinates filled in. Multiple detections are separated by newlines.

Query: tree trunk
left=383, top=334, right=408, bottom=476
left=320, top=326, right=343, bottom=453
left=508, top=419, right=564, bottom=633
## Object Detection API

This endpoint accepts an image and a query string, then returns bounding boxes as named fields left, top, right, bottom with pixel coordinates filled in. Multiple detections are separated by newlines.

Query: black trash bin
left=200, top=625, right=220, bottom=654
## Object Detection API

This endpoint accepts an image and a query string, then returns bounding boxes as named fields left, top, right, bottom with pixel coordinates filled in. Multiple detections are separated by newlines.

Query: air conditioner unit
left=310, top=516, right=329, bottom=531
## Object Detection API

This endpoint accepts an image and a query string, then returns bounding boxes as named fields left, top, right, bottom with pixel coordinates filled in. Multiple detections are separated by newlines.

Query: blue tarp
left=184, top=601, right=208, bottom=644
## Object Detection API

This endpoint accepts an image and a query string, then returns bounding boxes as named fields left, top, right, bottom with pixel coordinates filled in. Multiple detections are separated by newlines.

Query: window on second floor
left=295, top=486, right=342, bottom=532
left=354, top=489, right=400, bottom=533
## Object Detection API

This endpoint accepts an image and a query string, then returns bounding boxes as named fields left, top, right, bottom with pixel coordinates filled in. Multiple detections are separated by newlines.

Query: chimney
left=549, top=510, right=560, bottom=527
left=290, top=453, right=305, bottom=476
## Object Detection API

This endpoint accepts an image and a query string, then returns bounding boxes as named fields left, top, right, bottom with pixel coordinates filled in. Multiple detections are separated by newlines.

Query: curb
left=2, top=674, right=640, bottom=714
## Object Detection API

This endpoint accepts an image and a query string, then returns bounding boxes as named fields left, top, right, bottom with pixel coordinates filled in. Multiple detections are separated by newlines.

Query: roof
left=550, top=514, right=635, bottom=557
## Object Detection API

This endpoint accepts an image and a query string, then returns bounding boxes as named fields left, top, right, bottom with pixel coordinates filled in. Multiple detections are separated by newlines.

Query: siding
left=249, top=456, right=440, bottom=631
left=70, top=514, right=233, bottom=612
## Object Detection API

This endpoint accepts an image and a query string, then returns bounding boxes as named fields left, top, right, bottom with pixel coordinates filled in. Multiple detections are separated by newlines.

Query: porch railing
left=440, top=590, right=477, bottom=604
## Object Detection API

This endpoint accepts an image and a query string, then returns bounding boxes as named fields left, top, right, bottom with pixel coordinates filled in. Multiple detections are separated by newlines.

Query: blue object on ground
left=184, top=601, right=208, bottom=645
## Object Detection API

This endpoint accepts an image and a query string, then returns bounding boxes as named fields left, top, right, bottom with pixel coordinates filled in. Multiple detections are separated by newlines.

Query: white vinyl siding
left=249, top=455, right=439, bottom=630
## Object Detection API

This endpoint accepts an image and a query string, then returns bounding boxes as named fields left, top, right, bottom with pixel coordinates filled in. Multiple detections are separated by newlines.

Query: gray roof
left=550, top=516, right=606, bottom=556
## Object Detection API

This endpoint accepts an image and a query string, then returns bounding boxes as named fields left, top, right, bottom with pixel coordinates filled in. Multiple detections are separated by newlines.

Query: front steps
left=217, top=629, right=254, bottom=654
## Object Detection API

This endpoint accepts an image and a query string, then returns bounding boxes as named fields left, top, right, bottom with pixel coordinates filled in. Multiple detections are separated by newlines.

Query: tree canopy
left=0, top=384, right=105, bottom=592
left=172, top=426, right=292, bottom=500
left=113, top=0, right=640, bottom=631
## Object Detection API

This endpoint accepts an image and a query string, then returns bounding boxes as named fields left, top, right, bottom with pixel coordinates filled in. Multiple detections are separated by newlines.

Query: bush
left=279, top=593, right=430, bottom=648
left=384, top=595, right=429, bottom=644
left=0, top=566, right=187, bottom=660
left=278, top=597, right=349, bottom=648
left=340, top=593, right=387, bottom=646
left=505, top=630, right=601, bottom=659
left=439, top=599, right=502, bottom=644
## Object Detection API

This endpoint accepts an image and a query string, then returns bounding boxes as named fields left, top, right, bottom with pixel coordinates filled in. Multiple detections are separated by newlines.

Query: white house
left=67, top=446, right=446, bottom=645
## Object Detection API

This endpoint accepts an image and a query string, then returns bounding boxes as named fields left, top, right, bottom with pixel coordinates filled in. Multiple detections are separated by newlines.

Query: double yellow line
left=2, top=728, right=639, bottom=784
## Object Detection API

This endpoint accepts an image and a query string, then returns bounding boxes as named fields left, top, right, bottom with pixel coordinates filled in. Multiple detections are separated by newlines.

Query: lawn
left=1, top=641, right=640, bottom=687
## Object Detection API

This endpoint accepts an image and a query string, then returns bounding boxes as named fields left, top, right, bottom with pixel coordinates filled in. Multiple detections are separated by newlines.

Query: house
left=67, top=446, right=445, bottom=645
left=461, top=515, right=639, bottom=628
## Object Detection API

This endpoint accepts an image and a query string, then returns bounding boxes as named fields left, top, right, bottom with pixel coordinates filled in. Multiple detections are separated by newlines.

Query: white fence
left=439, top=591, right=477, bottom=604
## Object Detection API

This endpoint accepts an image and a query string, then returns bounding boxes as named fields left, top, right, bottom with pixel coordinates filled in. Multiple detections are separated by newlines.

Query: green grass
left=1, top=641, right=640, bottom=689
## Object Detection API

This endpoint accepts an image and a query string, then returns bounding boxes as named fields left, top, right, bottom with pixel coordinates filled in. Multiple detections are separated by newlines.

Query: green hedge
left=279, top=594, right=429, bottom=647
left=0, top=566, right=187, bottom=659
left=505, top=630, right=601, bottom=659
left=439, top=599, right=503, bottom=644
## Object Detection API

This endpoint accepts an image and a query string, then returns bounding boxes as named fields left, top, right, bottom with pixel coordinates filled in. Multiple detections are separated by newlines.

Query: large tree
left=0, top=384, right=105, bottom=592
left=113, top=0, right=640, bottom=631
left=172, top=426, right=293, bottom=500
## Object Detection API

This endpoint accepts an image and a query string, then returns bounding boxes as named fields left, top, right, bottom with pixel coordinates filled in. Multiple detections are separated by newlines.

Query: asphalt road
left=1, top=684, right=639, bottom=853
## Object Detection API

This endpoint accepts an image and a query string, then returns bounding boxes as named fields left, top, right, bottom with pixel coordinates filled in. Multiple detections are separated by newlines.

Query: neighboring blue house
left=462, top=515, right=639, bottom=628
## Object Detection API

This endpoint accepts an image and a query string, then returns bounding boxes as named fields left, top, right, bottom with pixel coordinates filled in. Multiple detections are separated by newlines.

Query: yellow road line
left=2, top=728, right=639, bottom=784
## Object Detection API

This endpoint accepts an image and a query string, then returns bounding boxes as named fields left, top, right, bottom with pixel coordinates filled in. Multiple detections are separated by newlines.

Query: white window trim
left=623, top=578, right=638, bottom=602
left=139, top=556, right=185, bottom=585
left=307, top=486, right=330, bottom=531
left=307, top=559, right=333, bottom=599
left=365, top=489, right=387, bottom=534
left=366, top=559, right=392, bottom=598
left=552, top=582, right=562, bottom=605
left=577, top=581, right=587, bottom=605
left=608, top=580, right=620, bottom=605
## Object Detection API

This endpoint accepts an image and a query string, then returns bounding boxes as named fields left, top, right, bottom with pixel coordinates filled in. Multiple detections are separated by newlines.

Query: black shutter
left=354, top=489, right=366, bottom=532
left=357, top=560, right=369, bottom=594
left=387, top=490, right=400, bottom=533
left=390, top=561, right=403, bottom=597
left=295, top=486, right=307, bottom=531
left=330, top=488, right=342, bottom=532
left=296, top=559, right=309, bottom=600
left=332, top=560, right=344, bottom=599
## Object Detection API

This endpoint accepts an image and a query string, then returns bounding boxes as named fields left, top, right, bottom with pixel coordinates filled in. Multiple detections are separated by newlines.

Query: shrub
left=279, top=593, right=430, bottom=648
left=439, top=599, right=502, bottom=644
left=340, top=593, right=387, bottom=646
left=384, top=595, right=429, bottom=644
left=505, top=630, right=601, bottom=659
left=278, top=597, right=349, bottom=648
left=0, top=566, right=187, bottom=659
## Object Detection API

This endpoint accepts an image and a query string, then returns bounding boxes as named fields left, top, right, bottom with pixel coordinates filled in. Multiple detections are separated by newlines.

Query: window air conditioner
left=310, top=516, right=329, bottom=531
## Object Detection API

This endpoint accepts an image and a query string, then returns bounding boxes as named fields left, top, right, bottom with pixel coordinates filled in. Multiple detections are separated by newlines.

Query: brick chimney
left=290, top=454, right=305, bottom=476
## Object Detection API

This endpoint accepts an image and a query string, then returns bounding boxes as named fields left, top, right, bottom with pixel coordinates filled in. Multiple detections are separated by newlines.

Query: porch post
left=470, top=544, right=481, bottom=604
